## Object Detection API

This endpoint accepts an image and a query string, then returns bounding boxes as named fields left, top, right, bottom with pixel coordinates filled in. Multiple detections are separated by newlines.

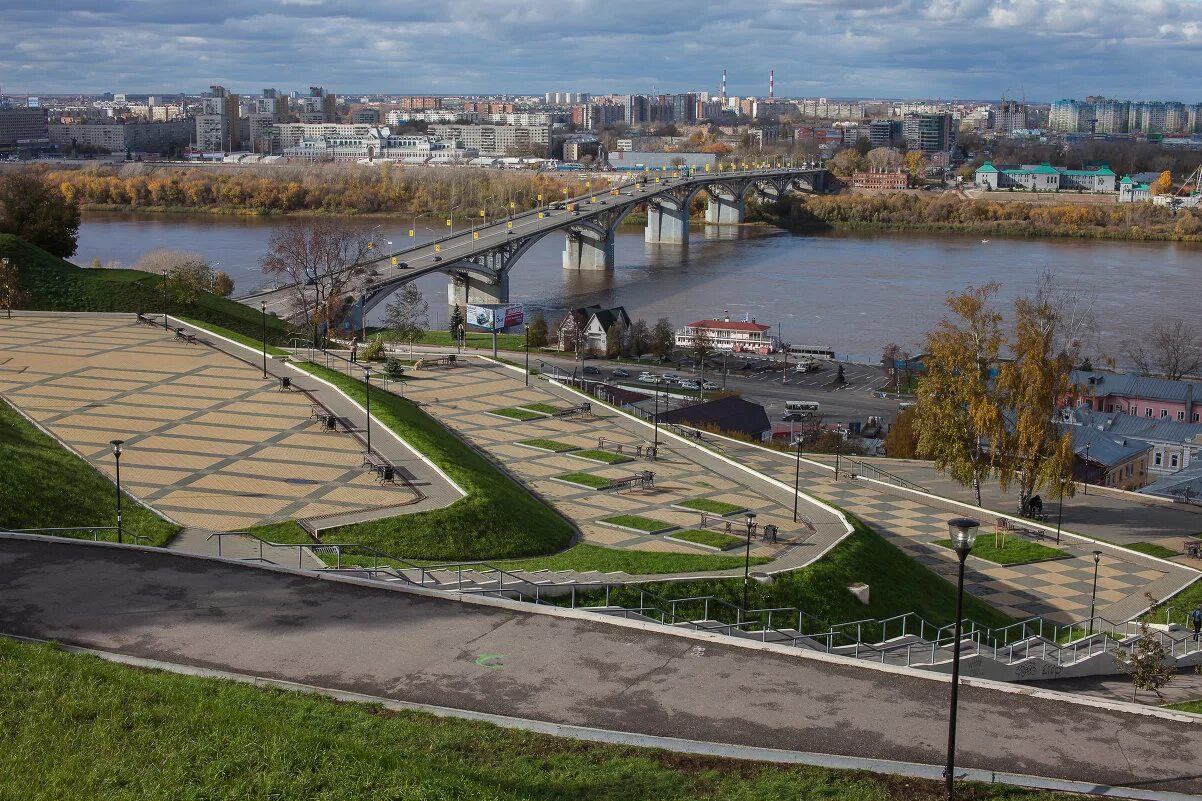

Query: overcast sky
left=4, top=0, right=1202, bottom=101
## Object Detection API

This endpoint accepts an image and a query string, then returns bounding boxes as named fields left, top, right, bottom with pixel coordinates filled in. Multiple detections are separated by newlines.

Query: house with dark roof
left=1071, top=370, right=1201, bottom=424
left=1064, top=407, right=1202, bottom=476
left=1064, top=423, right=1152, bottom=491
left=657, top=396, right=772, bottom=441
left=555, top=305, right=630, bottom=355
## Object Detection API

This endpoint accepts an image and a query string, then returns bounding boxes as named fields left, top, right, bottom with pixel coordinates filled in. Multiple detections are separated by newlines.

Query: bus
left=787, top=345, right=835, bottom=361
left=784, top=400, right=821, bottom=418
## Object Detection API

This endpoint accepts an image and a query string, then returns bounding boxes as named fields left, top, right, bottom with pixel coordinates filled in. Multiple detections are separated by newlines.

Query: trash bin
left=324, top=415, right=336, bottom=431
left=279, top=376, right=291, bottom=391
left=380, top=465, right=395, bottom=482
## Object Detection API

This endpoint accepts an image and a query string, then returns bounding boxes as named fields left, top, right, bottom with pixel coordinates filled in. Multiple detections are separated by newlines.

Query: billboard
left=466, top=304, right=524, bottom=331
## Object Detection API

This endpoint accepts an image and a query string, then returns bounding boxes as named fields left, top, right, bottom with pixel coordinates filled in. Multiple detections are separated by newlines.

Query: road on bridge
left=2, top=537, right=1199, bottom=795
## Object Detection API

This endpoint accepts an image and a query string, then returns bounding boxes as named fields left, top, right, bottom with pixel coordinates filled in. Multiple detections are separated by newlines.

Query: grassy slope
left=0, top=639, right=1077, bottom=801
left=0, top=399, right=179, bottom=545
left=0, top=234, right=295, bottom=345
left=289, top=364, right=573, bottom=560
left=931, top=538, right=1065, bottom=566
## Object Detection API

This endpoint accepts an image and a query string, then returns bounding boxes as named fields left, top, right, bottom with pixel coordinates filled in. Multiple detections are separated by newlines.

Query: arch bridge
left=237, top=164, right=830, bottom=321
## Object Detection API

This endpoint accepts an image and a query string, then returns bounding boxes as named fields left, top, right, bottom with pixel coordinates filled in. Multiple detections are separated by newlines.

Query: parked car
left=612, top=368, right=630, bottom=378
left=661, top=373, right=682, bottom=382
left=678, top=380, right=700, bottom=390
left=637, top=372, right=658, bottom=382
left=701, top=380, right=719, bottom=390
left=898, top=401, right=917, bottom=410
left=583, top=366, right=602, bottom=375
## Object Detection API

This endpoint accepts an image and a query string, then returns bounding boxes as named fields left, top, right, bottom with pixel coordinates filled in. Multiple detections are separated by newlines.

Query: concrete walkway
left=2, top=538, right=1199, bottom=796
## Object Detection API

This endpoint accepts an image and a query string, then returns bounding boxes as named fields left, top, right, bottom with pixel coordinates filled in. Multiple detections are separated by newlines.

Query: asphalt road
left=3, top=538, right=1200, bottom=795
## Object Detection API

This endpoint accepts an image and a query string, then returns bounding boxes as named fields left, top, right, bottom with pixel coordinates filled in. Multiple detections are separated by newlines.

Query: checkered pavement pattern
left=0, top=316, right=420, bottom=531
left=725, top=441, right=1194, bottom=623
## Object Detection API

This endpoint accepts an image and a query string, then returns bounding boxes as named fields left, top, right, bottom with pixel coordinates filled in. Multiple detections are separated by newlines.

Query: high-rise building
left=624, top=95, right=649, bottom=125
left=0, top=107, right=48, bottom=151
left=867, top=119, right=901, bottom=148
left=996, top=100, right=1029, bottom=136
left=1092, top=99, right=1130, bottom=134
left=902, top=112, right=955, bottom=153
left=671, top=93, right=697, bottom=123
left=1164, top=102, right=1189, bottom=134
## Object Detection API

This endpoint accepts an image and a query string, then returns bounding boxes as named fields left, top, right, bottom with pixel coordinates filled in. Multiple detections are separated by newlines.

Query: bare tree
left=1124, top=319, right=1202, bottom=380
left=260, top=220, right=371, bottom=347
left=135, top=248, right=215, bottom=305
left=0, top=257, right=29, bottom=318
left=384, top=283, right=429, bottom=352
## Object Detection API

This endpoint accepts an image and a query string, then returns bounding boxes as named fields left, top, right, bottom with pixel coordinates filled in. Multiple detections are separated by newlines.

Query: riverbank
left=755, top=192, right=1202, bottom=243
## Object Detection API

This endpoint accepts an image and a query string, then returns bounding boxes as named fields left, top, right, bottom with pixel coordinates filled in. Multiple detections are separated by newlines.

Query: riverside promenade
left=1, top=537, right=1199, bottom=797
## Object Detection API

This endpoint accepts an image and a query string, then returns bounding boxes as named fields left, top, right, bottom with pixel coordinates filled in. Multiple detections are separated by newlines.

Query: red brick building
left=851, top=171, right=910, bottom=190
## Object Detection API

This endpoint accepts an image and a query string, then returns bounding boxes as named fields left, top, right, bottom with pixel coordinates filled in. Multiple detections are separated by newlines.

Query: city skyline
left=4, top=0, right=1202, bottom=99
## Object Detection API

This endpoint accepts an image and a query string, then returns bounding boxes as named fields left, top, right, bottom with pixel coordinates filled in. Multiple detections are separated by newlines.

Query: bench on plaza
left=173, top=327, right=199, bottom=345
left=310, top=402, right=339, bottom=431
left=134, top=312, right=158, bottom=327
left=698, top=512, right=737, bottom=535
left=996, top=517, right=1048, bottom=541
left=596, top=436, right=656, bottom=460
left=553, top=402, right=591, bottom=418
left=363, top=451, right=397, bottom=484
left=415, top=355, right=457, bottom=370
left=600, top=470, right=655, bottom=493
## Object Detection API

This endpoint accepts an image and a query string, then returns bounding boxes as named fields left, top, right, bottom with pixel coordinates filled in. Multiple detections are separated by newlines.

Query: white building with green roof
left=1118, top=175, right=1151, bottom=203
left=974, top=161, right=1117, bottom=192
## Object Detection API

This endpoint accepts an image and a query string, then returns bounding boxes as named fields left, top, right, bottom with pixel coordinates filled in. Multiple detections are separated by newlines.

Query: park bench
left=996, top=517, right=1049, bottom=541
left=134, top=312, right=158, bottom=327
left=363, top=451, right=396, bottom=484
left=596, top=436, right=656, bottom=460
left=310, top=402, right=339, bottom=431
left=173, top=327, right=199, bottom=345
left=600, top=470, right=655, bottom=493
left=553, top=402, right=591, bottom=418
left=415, top=355, right=457, bottom=370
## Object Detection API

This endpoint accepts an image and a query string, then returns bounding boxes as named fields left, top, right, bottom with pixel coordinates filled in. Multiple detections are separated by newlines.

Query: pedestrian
left=350, top=339, right=358, bottom=363
left=1190, top=604, right=1202, bottom=642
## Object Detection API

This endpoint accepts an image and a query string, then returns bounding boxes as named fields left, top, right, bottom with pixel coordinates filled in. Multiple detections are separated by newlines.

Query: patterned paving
left=0, top=316, right=422, bottom=531
left=717, top=438, right=1198, bottom=624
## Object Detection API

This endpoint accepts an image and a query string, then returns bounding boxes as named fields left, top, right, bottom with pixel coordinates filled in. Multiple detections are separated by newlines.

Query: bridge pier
left=705, top=193, right=745, bottom=225
left=562, top=229, right=614, bottom=270
left=447, top=270, right=509, bottom=312
left=645, top=201, right=689, bottom=245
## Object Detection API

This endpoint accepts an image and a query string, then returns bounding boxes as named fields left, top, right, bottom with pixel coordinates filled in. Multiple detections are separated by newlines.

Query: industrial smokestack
left=721, top=68, right=727, bottom=101
left=769, top=68, right=774, bottom=99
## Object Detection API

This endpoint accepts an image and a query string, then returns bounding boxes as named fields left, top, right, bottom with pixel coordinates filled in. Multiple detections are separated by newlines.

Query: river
left=73, top=211, right=1202, bottom=361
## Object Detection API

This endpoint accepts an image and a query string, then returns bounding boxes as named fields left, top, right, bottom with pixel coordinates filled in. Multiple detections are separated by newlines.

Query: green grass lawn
left=601, top=515, right=674, bottom=533
left=573, top=449, right=633, bottom=465
left=572, top=512, right=1017, bottom=638
left=287, top=364, right=571, bottom=560
left=555, top=472, right=612, bottom=489
left=178, top=316, right=289, bottom=356
left=490, top=407, right=546, bottom=421
left=931, top=536, right=1065, bottom=565
left=412, top=329, right=528, bottom=352
left=1122, top=541, right=1180, bottom=559
left=1143, top=574, right=1202, bottom=627
left=668, top=529, right=745, bottom=550
left=0, top=399, right=179, bottom=546
left=0, top=234, right=297, bottom=345
left=518, top=439, right=577, bottom=453
left=0, top=639, right=1079, bottom=801
left=1167, top=699, right=1202, bottom=714
left=521, top=402, right=562, bottom=414
left=676, top=498, right=745, bottom=516
left=493, top=542, right=771, bottom=574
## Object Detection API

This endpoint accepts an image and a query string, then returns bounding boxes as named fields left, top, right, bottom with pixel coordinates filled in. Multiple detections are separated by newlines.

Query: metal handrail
left=7, top=526, right=153, bottom=546
left=842, top=456, right=930, bottom=494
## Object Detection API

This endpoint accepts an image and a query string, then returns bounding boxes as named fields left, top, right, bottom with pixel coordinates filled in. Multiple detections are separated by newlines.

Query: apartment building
left=49, top=120, right=192, bottom=153
left=0, top=107, right=48, bottom=150
left=427, top=123, right=550, bottom=156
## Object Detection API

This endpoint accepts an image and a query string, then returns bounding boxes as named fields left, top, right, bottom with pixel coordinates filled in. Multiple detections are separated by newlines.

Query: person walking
left=1190, top=604, right=1202, bottom=642
left=350, top=339, right=358, bottom=364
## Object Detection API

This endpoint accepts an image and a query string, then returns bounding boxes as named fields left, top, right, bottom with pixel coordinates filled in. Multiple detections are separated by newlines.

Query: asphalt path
left=3, top=538, right=1200, bottom=795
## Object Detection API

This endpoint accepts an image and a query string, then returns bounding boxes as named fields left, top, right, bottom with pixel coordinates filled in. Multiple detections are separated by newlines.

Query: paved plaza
left=0, top=316, right=447, bottom=532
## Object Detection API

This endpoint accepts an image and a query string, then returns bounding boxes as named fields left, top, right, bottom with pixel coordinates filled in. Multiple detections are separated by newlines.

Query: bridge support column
left=645, top=202, right=689, bottom=245
left=562, top=229, right=614, bottom=270
left=705, top=194, right=745, bottom=224
left=447, top=270, right=509, bottom=312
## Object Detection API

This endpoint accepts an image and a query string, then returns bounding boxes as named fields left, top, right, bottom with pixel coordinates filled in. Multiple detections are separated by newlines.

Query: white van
left=784, top=400, right=820, bottom=416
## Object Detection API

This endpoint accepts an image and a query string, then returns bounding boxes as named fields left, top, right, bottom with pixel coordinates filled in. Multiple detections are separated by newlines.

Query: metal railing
left=5, top=527, right=153, bottom=546
left=841, top=457, right=930, bottom=494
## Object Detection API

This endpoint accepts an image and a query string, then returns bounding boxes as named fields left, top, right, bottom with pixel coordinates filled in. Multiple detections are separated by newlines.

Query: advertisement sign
left=466, top=304, right=524, bottom=331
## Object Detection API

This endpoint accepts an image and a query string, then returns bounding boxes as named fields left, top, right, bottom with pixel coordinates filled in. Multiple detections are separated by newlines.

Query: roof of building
left=1068, top=407, right=1202, bottom=445
left=685, top=318, right=771, bottom=333
left=657, top=396, right=771, bottom=438
left=1063, top=423, right=1152, bottom=468
left=590, top=307, right=630, bottom=332
left=1140, top=461, right=1202, bottom=501
left=976, top=161, right=999, bottom=173
left=1072, top=370, right=1200, bottom=404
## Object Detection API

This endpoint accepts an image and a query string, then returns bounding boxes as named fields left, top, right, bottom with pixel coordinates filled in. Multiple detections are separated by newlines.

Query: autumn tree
left=134, top=249, right=216, bottom=306
left=826, top=149, right=861, bottom=177
left=605, top=323, right=622, bottom=359
left=1115, top=594, right=1176, bottom=702
left=628, top=318, right=650, bottom=357
left=384, top=283, right=429, bottom=352
left=864, top=147, right=902, bottom=172
left=1124, top=319, right=1202, bottom=380
left=526, top=310, right=549, bottom=348
left=883, top=408, right=919, bottom=458
left=991, top=280, right=1078, bottom=516
left=690, top=324, right=715, bottom=366
left=0, top=173, right=81, bottom=257
left=0, top=257, right=29, bottom=318
left=913, top=283, right=1006, bottom=506
left=1148, top=170, right=1173, bottom=196
left=211, top=271, right=235, bottom=297
left=904, top=151, right=929, bottom=183
left=650, top=317, right=675, bottom=361
left=260, top=220, right=371, bottom=348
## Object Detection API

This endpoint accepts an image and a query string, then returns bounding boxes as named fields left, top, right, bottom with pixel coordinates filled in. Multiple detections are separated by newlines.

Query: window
left=1106, top=404, right=1114, bottom=413
left=1179, top=411, right=1186, bottom=421
left=1146, top=407, right=1153, bottom=417
left=1161, top=409, right=1169, bottom=418
left=1195, top=413, right=1201, bottom=423
left=1171, top=453, right=1180, bottom=469
left=1155, top=451, right=1163, bottom=467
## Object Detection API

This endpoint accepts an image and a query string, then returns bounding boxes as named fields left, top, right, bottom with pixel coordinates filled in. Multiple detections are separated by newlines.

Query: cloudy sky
left=4, top=0, right=1202, bottom=100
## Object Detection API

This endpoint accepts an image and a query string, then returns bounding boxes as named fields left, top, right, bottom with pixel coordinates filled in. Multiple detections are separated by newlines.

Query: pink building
left=1073, top=371, right=1201, bottom=424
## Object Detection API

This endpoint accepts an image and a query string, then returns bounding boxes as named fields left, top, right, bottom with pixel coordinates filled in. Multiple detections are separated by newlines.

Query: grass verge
left=0, top=398, right=179, bottom=546
left=573, top=449, right=633, bottom=465
left=931, top=537, right=1065, bottom=565
left=676, top=498, right=745, bottom=516
left=518, top=438, right=577, bottom=453
left=1122, top=542, right=1180, bottom=559
left=413, top=329, right=528, bottom=352
left=178, top=316, right=289, bottom=356
left=555, top=472, right=611, bottom=489
left=493, top=542, right=772, bottom=574
left=288, top=364, right=572, bottom=559
left=490, top=407, right=545, bottom=421
left=668, top=529, right=745, bottom=550
left=602, top=515, right=674, bottom=533
left=1167, top=699, right=1202, bottom=714
left=0, top=638, right=1079, bottom=801
left=522, top=402, right=562, bottom=414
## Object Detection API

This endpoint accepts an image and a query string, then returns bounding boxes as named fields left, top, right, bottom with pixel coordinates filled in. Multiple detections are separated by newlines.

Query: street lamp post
left=1055, top=481, right=1065, bottom=546
left=110, top=440, right=125, bottom=544
left=524, top=326, right=530, bottom=387
left=1088, top=550, right=1103, bottom=634
left=944, top=517, right=980, bottom=800
left=722, top=351, right=729, bottom=390
left=793, top=435, right=803, bottom=523
left=743, top=512, right=757, bottom=611
left=653, top=378, right=661, bottom=449
left=834, top=434, right=842, bottom=481
left=1082, top=443, right=1092, bottom=496
left=260, top=301, right=268, bottom=379
left=363, top=366, right=373, bottom=456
